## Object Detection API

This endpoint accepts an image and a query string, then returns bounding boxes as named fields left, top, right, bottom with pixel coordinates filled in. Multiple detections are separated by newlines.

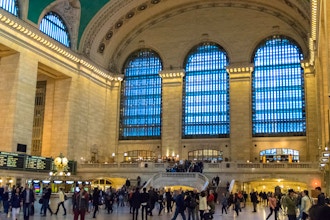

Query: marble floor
left=0, top=200, right=288, bottom=220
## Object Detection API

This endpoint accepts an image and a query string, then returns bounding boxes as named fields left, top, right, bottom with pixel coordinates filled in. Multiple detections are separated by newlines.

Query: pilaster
left=0, top=52, right=38, bottom=153
left=108, top=80, right=121, bottom=163
left=227, top=64, right=254, bottom=162
left=159, top=69, right=185, bottom=159
left=302, top=62, right=318, bottom=161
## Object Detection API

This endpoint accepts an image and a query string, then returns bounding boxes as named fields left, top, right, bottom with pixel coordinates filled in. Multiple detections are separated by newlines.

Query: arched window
left=39, top=12, right=71, bottom=47
left=123, top=150, right=156, bottom=162
left=119, top=49, right=162, bottom=140
left=183, top=42, right=230, bottom=138
left=0, top=0, right=19, bottom=16
left=188, top=149, right=223, bottom=162
left=252, top=36, right=305, bottom=136
left=260, top=148, right=299, bottom=162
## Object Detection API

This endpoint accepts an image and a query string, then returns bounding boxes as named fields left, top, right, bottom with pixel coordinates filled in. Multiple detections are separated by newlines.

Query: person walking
left=220, top=193, right=228, bottom=215
left=233, top=193, right=241, bottom=216
left=301, top=190, right=313, bottom=220
left=140, top=188, right=149, bottom=220
left=158, top=189, right=164, bottom=216
left=171, top=189, right=186, bottom=220
left=315, top=187, right=325, bottom=206
left=131, top=187, right=141, bottom=220
left=72, top=184, right=90, bottom=220
left=266, top=193, right=277, bottom=220
left=165, top=188, right=173, bottom=213
left=283, top=189, right=298, bottom=220
left=10, top=187, right=21, bottom=220
left=251, top=191, right=258, bottom=212
left=199, top=191, right=208, bottom=220
left=92, top=187, right=100, bottom=218
left=55, top=187, right=67, bottom=216
left=21, top=184, right=35, bottom=220
left=41, top=185, right=53, bottom=216
left=3, top=186, right=10, bottom=216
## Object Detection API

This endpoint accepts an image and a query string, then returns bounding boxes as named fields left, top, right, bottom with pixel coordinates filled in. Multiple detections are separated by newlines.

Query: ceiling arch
left=79, top=0, right=310, bottom=72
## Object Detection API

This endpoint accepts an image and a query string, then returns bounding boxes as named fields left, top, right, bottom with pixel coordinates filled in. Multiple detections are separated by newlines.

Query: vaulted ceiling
left=26, top=0, right=312, bottom=72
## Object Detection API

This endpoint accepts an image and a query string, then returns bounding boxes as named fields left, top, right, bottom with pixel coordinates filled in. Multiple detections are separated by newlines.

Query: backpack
left=189, top=197, right=197, bottom=208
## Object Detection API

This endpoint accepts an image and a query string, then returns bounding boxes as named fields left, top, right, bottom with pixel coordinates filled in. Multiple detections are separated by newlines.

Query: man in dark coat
left=171, top=189, right=186, bottom=220
left=140, top=188, right=149, bottom=220
left=251, top=191, right=258, bottom=212
left=42, top=185, right=53, bottom=216
left=131, top=187, right=141, bottom=220
left=21, top=184, right=35, bottom=220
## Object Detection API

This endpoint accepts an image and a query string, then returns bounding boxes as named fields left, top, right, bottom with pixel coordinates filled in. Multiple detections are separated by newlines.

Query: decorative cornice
left=309, top=0, right=318, bottom=65
left=301, top=61, right=315, bottom=75
left=0, top=10, right=122, bottom=84
left=227, top=65, right=254, bottom=74
left=159, top=69, right=185, bottom=78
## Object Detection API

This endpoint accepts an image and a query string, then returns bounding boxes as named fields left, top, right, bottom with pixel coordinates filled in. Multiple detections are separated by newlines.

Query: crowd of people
left=166, top=160, right=204, bottom=173
left=0, top=180, right=330, bottom=220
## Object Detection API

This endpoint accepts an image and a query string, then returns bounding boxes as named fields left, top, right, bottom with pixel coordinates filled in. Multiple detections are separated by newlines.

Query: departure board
left=25, top=156, right=52, bottom=171
left=0, top=152, right=25, bottom=169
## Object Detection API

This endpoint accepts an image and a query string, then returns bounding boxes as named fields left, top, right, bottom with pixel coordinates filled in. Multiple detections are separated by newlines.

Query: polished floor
left=0, top=200, right=287, bottom=220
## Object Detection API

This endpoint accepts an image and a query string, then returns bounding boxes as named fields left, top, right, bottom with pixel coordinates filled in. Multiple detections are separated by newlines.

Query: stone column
left=160, top=69, right=185, bottom=160
left=0, top=53, right=38, bottom=153
left=302, top=62, right=318, bottom=161
left=108, top=80, right=121, bottom=163
left=227, top=64, right=253, bottom=162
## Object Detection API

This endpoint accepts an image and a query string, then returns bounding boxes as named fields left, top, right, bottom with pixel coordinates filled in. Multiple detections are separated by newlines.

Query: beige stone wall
left=0, top=52, right=38, bottom=153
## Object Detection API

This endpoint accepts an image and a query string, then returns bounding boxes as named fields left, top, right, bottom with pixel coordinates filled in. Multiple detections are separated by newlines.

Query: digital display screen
left=0, top=152, right=25, bottom=169
left=25, top=156, right=52, bottom=171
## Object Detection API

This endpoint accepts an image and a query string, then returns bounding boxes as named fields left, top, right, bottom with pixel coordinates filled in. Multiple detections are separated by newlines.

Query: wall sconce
left=112, top=153, right=115, bottom=157
left=124, top=152, right=128, bottom=157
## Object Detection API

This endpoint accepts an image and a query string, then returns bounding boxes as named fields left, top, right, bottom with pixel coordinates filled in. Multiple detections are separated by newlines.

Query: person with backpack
left=185, top=191, right=197, bottom=220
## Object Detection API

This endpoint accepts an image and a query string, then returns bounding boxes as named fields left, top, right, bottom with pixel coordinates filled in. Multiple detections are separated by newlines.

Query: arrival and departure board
left=25, top=156, right=52, bottom=171
left=0, top=151, right=76, bottom=174
left=0, top=152, right=25, bottom=169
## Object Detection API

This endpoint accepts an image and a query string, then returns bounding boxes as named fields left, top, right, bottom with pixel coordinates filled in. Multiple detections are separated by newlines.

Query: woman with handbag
left=199, top=191, right=208, bottom=220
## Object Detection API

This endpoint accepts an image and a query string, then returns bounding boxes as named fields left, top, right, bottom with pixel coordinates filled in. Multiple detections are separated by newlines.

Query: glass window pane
left=183, top=42, right=229, bottom=138
left=252, top=36, right=305, bottom=137
left=119, top=49, right=162, bottom=140
left=39, top=12, right=71, bottom=47
left=0, top=0, right=19, bottom=16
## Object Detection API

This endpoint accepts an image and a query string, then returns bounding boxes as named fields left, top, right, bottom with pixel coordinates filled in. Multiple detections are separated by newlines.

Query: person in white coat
left=301, top=190, right=312, bottom=220
left=199, top=191, right=208, bottom=220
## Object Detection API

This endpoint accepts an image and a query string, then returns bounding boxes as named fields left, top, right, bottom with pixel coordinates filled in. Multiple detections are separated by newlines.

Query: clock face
left=54, top=157, right=62, bottom=166
left=62, top=157, right=68, bottom=166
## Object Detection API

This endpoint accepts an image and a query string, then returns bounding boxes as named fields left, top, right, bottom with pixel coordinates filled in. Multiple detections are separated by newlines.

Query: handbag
left=39, top=198, right=44, bottom=204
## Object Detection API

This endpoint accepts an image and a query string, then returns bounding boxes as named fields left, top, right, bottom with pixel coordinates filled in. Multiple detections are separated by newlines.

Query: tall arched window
left=0, top=0, right=19, bottom=16
left=39, top=12, right=71, bottom=47
left=119, top=49, right=162, bottom=140
left=252, top=36, right=305, bottom=136
left=183, top=42, right=230, bottom=138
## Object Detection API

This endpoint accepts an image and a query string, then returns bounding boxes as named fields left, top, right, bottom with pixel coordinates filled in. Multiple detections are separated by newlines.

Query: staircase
left=143, top=172, right=209, bottom=191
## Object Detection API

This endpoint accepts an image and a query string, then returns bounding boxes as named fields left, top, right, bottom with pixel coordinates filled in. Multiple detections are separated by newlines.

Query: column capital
left=226, top=63, right=254, bottom=74
left=159, top=69, right=185, bottom=79
left=227, top=63, right=254, bottom=80
left=301, top=61, right=315, bottom=75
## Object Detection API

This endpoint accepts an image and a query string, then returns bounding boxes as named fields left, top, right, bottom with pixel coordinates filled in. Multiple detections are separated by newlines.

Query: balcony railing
left=78, top=161, right=319, bottom=172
